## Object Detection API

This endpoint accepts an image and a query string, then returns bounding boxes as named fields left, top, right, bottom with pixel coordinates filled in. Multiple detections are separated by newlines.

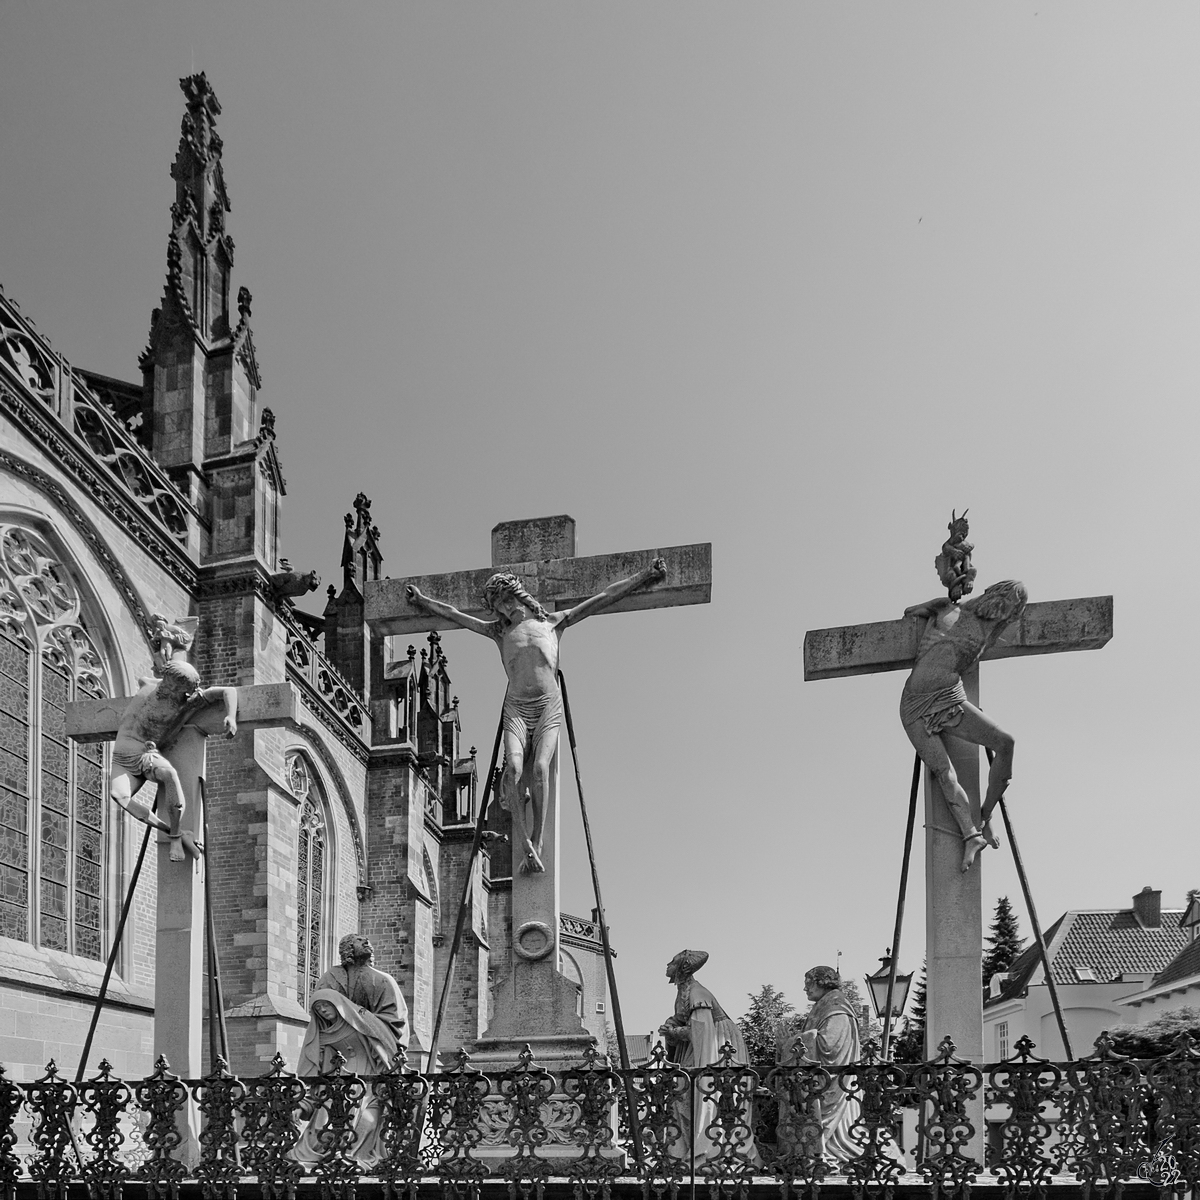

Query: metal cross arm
left=803, top=595, right=1113, bottom=681
left=365, top=543, right=712, bottom=637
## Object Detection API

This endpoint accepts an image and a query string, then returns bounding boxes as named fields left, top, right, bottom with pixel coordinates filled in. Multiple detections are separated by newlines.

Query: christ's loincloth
left=500, top=691, right=564, bottom=808
left=899, top=680, right=967, bottom=737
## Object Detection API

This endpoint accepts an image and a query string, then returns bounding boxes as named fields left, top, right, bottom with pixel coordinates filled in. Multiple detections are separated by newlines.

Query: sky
left=2, top=2, right=1198, bottom=1040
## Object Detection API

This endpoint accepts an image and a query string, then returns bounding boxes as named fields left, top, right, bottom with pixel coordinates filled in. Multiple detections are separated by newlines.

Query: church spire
left=140, top=73, right=273, bottom=567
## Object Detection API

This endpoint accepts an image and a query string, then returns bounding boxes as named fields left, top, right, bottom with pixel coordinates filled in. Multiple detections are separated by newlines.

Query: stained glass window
left=0, top=525, right=110, bottom=958
left=290, top=752, right=326, bottom=1008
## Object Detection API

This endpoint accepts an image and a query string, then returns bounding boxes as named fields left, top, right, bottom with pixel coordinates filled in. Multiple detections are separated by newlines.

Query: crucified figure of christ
left=406, top=558, right=667, bottom=873
left=900, top=579, right=1027, bottom=873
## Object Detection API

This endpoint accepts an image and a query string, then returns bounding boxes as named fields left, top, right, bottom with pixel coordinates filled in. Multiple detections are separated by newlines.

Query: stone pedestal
left=470, top=745, right=592, bottom=1073
left=153, top=722, right=214, bottom=1161
left=923, top=663, right=984, bottom=1163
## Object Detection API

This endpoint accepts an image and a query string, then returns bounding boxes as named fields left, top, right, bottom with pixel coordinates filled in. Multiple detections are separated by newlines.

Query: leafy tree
left=891, top=961, right=927, bottom=1063
left=739, top=984, right=801, bottom=1067
left=983, top=896, right=1025, bottom=991
left=1107, top=1007, right=1200, bottom=1059
left=838, top=979, right=884, bottom=1047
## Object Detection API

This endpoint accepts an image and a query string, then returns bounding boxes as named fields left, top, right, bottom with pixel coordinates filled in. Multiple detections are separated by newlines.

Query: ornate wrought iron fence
left=0, top=1034, right=1195, bottom=1200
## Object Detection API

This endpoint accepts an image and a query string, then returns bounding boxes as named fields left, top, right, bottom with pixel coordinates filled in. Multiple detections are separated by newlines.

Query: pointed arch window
left=0, top=525, right=110, bottom=958
left=289, top=751, right=327, bottom=1008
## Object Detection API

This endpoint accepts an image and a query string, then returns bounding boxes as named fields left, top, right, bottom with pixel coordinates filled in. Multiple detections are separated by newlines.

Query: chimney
left=1132, top=886, right=1162, bottom=928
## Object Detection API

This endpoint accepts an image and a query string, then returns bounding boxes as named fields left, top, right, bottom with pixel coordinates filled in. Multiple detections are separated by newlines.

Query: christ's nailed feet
left=981, top=818, right=1000, bottom=849
left=961, top=833, right=988, bottom=873
left=519, top=840, right=546, bottom=874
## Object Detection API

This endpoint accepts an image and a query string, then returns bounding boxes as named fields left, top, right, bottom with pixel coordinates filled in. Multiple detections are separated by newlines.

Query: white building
left=1115, top=891, right=1200, bottom=1024
left=983, top=887, right=1191, bottom=1061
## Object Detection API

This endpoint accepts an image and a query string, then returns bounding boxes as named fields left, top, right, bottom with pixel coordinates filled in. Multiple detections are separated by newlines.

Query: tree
left=1107, top=1008, right=1200, bottom=1059
left=739, top=984, right=801, bottom=1067
left=838, top=979, right=884, bottom=1047
left=983, top=896, right=1025, bottom=992
left=891, top=961, right=927, bottom=1063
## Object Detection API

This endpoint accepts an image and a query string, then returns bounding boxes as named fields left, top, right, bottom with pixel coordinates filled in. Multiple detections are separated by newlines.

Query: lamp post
left=865, top=948, right=913, bottom=1059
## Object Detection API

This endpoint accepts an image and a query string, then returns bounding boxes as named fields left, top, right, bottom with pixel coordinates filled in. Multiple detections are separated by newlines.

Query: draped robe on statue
left=779, top=987, right=861, bottom=1164
left=667, top=978, right=757, bottom=1165
left=293, top=981, right=405, bottom=1168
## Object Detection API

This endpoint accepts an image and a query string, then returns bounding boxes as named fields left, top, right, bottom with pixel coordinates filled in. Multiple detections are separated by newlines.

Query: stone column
left=471, top=743, right=590, bottom=1071
left=923, top=663, right=984, bottom=1163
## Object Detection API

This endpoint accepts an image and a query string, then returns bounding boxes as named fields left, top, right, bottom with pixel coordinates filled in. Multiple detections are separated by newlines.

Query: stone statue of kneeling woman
left=293, top=989, right=400, bottom=1170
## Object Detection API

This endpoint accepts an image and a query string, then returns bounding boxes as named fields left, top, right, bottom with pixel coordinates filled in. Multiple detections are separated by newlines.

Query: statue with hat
left=659, top=949, right=756, bottom=1165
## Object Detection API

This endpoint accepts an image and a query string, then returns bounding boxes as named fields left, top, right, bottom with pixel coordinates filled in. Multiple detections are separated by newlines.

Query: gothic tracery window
left=289, top=751, right=326, bottom=1008
left=0, top=525, right=109, bottom=958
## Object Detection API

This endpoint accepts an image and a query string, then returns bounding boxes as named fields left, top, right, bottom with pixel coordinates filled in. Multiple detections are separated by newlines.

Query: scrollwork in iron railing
left=560, top=1043, right=623, bottom=1199
left=764, top=1053, right=831, bottom=1198
left=0, top=1065, right=23, bottom=1200
left=1144, top=1033, right=1200, bottom=1196
left=427, top=1049, right=491, bottom=1198
left=372, top=1050, right=430, bottom=1200
left=695, top=1042, right=761, bottom=1197
left=909, top=1037, right=981, bottom=1199
left=131, top=1056, right=189, bottom=1200
left=628, top=1043, right=689, bottom=1200
left=495, top=1045, right=556, bottom=1200
left=25, top=1061, right=78, bottom=1200
left=302, top=1051, right=367, bottom=1200
left=77, top=1059, right=131, bottom=1200
left=986, top=1035, right=1062, bottom=1198
left=1053, top=1032, right=1145, bottom=1200
left=239, top=1053, right=307, bottom=1200
left=192, top=1056, right=245, bottom=1200
left=838, top=1039, right=907, bottom=1199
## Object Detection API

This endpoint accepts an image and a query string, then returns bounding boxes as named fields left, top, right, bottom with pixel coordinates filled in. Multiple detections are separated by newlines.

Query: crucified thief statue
left=900, top=578, right=1027, bottom=872
left=109, top=615, right=237, bottom=862
left=406, top=558, right=666, bottom=873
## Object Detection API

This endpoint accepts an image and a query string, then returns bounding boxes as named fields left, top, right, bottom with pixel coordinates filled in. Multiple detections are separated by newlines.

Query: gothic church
left=0, top=74, right=609, bottom=1080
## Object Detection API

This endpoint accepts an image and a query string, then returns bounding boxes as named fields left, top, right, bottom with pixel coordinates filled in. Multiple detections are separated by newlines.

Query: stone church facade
left=0, top=74, right=608, bottom=1082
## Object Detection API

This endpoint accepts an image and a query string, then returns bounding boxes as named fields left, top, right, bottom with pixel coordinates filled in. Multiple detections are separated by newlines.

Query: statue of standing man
left=406, top=559, right=666, bottom=873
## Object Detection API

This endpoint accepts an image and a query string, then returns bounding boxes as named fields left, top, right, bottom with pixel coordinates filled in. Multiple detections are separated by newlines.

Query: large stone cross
left=804, top=593, right=1111, bottom=1154
left=66, top=681, right=305, bottom=1080
left=366, top=514, right=711, bottom=1067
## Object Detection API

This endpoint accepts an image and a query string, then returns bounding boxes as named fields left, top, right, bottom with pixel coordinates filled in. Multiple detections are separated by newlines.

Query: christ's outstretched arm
left=559, top=557, right=667, bottom=628
left=406, top=586, right=498, bottom=637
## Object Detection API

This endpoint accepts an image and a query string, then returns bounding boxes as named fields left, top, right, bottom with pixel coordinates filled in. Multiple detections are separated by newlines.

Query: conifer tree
left=739, top=984, right=798, bottom=1067
left=891, top=961, right=927, bottom=1063
left=982, top=896, right=1025, bottom=990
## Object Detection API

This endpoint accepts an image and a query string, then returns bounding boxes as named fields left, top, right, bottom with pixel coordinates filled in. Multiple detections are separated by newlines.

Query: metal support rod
left=882, top=752, right=921, bottom=1060
left=199, top=777, right=229, bottom=1065
left=427, top=706, right=506, bottom=1071
left=987, top=750, right=1073, bottom=1060
left=76, top=811, right=156, bottom=1082
left=558, top=670, right=646, bottom=1171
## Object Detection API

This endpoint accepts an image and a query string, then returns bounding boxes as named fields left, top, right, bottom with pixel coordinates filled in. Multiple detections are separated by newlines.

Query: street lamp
left=865, top=948, right=913, bottom=1058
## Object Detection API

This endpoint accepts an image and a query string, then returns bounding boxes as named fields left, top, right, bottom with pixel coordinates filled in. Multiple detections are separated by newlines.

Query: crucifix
left=803, top=519, right=1111, bottom=1156
left=366, top=514, right=711, bottom=1066
left=66, top=625, right=304, bottom=1151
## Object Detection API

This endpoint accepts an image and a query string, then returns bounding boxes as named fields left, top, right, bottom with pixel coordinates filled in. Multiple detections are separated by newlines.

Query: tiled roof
left=1152, top=938, right=1200, bottom=989
left=624, top=1033, right=654, bottom=1065
left=987, top=909, right=1189, bottom=1005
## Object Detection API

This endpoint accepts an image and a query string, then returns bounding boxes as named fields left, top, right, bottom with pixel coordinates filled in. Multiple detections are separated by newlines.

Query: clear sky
left=2, top=3, right=1197, bottom=1041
